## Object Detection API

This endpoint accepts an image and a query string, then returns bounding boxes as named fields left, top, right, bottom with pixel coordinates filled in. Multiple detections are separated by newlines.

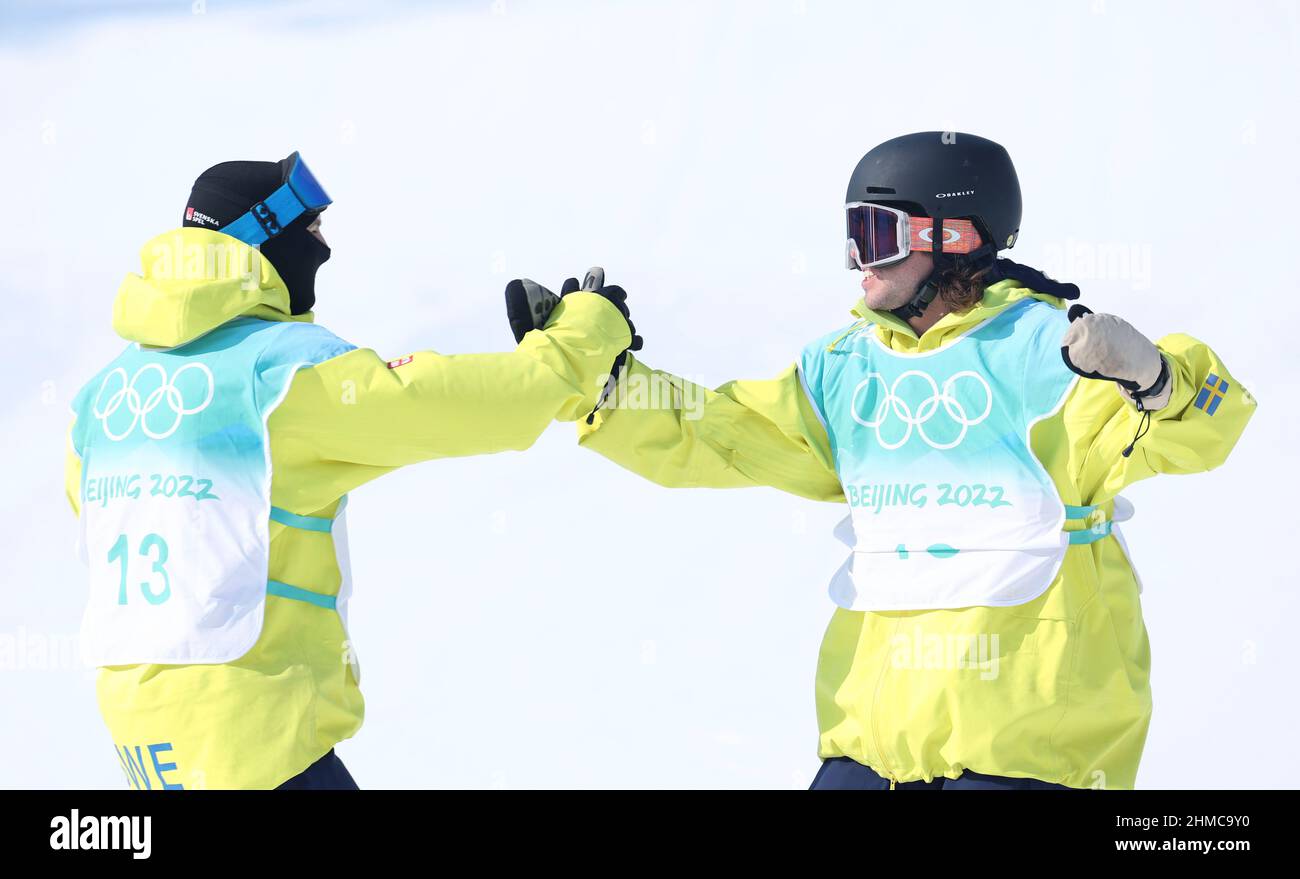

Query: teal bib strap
left=1063, top=503, right=1113, bottom=545
left=266, top=496, right=348, bottom=608
left=1067, top=521, right=1114, bottom=545
left=267, top=579, right=337, bottom=610
left=270, top=495, right=348, bottom=533
left=270, top=506, right=332, bottom=532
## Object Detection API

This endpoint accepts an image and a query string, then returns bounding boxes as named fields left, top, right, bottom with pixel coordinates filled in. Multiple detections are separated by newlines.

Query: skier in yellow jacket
left=65, top=153, right=637, bottom=789
left=527, top=133, right=1254, bottom=789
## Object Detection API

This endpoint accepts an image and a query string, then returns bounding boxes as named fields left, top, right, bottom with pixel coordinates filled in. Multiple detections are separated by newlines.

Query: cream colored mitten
left=1061, top=312, right=1171, bottom=411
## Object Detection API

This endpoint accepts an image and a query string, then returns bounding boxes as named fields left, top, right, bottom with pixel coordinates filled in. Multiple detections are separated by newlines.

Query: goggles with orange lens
left=845, top=202, right=983, bottom=270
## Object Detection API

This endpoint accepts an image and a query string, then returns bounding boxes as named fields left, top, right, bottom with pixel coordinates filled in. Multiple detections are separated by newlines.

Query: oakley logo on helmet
left=934, top=190, right=975, bottom=199
left=92, top=363, right=215, bottom=441
left=850, top=368, right=993, bottom=450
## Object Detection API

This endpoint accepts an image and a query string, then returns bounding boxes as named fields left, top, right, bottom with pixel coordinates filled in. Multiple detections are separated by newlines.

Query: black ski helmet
left=845, top=131, right=1022, bottom=252
left=846, top=132, right=1082, bottom=316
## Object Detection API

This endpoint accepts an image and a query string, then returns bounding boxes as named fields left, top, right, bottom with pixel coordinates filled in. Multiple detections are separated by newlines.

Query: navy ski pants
left=810, top=756, right=1075, bottom=790
left=276, top=749, right=359, bottom=790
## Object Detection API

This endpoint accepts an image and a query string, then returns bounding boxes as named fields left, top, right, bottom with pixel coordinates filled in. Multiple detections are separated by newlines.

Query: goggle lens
left=846, top=203, right=904, bottom=268
left=285, top=153, right=332, bottom=211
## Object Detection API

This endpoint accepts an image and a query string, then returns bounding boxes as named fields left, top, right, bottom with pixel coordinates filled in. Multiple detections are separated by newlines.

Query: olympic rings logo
left=850, top=369, right=992, bottom=450
left=92, top=363, right=215, bottom=441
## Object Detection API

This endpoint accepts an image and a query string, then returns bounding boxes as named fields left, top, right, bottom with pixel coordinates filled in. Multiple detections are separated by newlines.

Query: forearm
left=578, top=356, right=844, bottom=502
left=271, top=291, right=630, bottom=471
left=1072, top=333, right=1256, bottom=498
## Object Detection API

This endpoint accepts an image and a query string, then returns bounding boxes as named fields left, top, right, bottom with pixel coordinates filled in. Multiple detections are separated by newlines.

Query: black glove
left=504, top=266, right=643, bottom=370
left=504, top=277, right=562, bottom=345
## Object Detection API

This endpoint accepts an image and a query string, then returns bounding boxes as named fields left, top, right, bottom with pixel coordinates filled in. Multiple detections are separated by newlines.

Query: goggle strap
left=894, top=220, right=944, bottom=321
left=220, top=183, right=309, bottom=247
left=907, top=217, right=982, bottom=255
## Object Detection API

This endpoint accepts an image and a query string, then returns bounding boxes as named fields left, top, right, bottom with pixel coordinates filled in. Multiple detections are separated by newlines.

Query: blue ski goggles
left=221, top=151, right=332, bottom=246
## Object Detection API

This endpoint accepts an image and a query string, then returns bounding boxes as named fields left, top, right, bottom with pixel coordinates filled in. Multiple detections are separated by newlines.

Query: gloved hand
left=504, top=277, right=561, bottom=345
left=1060, top=306, right=1171, bottom=411
left=504, top=266, right=643, bottom=377
left=560, top=269, right=643, bottom=383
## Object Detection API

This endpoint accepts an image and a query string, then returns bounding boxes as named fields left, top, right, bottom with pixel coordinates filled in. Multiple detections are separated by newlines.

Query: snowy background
left=1, top=0, right=1295, bottom=789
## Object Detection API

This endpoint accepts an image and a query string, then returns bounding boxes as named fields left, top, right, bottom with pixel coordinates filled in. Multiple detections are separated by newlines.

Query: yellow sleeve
left=1060, top=332, right=1256, bottom=501
left=65, top=419, right=82, bottom=516
left=576, top=354, right=844, bottom=503
left=268, top=291, right=630, bottom=511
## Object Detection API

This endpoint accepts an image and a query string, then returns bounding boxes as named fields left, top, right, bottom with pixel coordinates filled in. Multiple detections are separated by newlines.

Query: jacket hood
left=112, top=228, right=313, bottom=348
left=849, top=278, right=1066, bottom=354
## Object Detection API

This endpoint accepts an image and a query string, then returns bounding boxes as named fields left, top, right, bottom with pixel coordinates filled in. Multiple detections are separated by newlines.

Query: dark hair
left=934, top=259, right=993, bottom=313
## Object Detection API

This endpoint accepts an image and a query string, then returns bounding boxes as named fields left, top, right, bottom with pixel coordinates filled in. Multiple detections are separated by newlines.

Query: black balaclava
left=182, top=158, right=331, bottom=314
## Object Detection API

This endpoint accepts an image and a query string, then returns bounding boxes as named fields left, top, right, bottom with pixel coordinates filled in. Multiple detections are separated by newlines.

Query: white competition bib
left=799, top=300, right=1083, bottom=611
left=70, top=318, right=353, bottom=665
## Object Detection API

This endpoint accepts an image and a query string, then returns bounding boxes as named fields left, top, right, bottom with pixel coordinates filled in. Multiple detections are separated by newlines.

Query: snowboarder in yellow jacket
left=65, top=153, right=636, bottom=789
left=554, top=133, right=1253, bottom=789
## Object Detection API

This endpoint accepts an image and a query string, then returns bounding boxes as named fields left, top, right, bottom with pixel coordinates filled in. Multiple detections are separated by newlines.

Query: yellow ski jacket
left=577, top=280, right=1254, bottom=789
left=65, top=228, right=631, bottom=789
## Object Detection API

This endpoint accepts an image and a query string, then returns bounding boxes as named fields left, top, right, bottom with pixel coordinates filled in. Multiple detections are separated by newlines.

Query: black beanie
left=183, top=158, right=330, bottom=314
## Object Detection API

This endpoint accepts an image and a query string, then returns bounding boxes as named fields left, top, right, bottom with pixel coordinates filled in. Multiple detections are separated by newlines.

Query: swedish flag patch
left=1194, top=373, right=1229, bottom=415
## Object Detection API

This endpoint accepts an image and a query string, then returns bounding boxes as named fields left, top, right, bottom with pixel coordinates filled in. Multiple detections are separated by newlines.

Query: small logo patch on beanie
left=185, top=206, right=221, bottom=228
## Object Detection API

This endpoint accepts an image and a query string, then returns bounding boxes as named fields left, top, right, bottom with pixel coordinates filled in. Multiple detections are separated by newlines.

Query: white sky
left=1, top=0, right=1296, bottom=789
